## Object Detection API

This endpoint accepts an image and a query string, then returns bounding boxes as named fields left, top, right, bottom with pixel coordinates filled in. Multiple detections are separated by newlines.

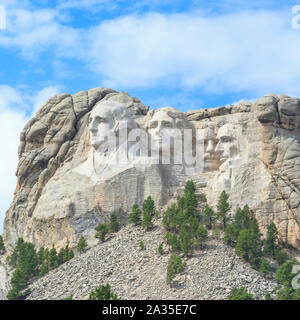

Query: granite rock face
left=3, top=89, right=300, bottom=253
left=0, top=261, right=9, bottom=300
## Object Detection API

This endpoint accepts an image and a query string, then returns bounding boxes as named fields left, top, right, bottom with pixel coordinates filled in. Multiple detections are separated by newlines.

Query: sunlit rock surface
left=3, top=89, right=300, bottom=253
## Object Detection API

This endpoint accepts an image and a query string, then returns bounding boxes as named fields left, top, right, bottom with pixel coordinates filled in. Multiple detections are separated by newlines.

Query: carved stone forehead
left=148, top=107, right=189, bottom=125
left=151, top=110, right=174, bottom=123
left=203, top=127, right=216, bottom=139
left=202, top=122, right=217, bottom=139
left=217, top=124, right=236, bottom=139
left=90, top=100, right=129, bottom=120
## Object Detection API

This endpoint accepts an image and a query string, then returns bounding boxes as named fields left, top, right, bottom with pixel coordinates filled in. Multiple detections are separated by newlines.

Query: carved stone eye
left=221, top=136, right=232, bottom=143
left=162, top=121, right=172, bottom=128
left=176, top=121, right=184, bottom=129
left=149, top=121, right=158, bottom=129
left=94, top=116, right=106, bottom=123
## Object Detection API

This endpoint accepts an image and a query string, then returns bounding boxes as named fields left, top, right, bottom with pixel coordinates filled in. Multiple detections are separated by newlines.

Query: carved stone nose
left=206, top=140, right=214, bottom=153
left=215, top=142, right=223, bottom=154
left=89, top=120, right=98, bottom=133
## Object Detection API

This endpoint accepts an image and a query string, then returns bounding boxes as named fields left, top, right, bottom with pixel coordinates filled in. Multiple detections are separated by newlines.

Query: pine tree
left=224, top=224, right=239, bottom=246
left=176, top=210, right=187, bottom=232
left=143, top=196, right=155, bottom=216
left=177, top=196, right=185, bottom=211
left=260, top=259, right=272, bottom=278
left=158, top=243, right=164, bottom=255
left=217, top=191, right=231, bottom=229
left=179, top=225, right=194, bottom=256
left=162, top=204, right=178, bottom=232
left=139, top=241, right=145, bottom=250
left=129, top=204, right=142, bottom=226
left=236, top=219, right=263, bottom=269
left=195, top=225, right=208, bottom=249
left=49, top=247, right=58, bottom=269
left=7, top=238, right=25, bottom=267
left=57, top=248, right=65, bottom=265
left=7, top=267, right=27, bottom=300
left=37, top=247, right=45, bottom=265
left=109, top=213, right=119, bottom=233
left=248, top=219, right=263, bottom=269
left=203, top=205, right=216, bottom=230
left=18, top=242, right=38, bottom=279
left=275, top=286, right=294, bottom=300
left=89, top=284, right=118, bottom=300
left=275, top=261, right=295, bottom=287
left=0, top=235, right=5, bottom=254
left=179, top=180, right=199, bottom=219
left=264, top=222, right=278, bottom=258
left=228, top=287, right=254, bottom=300
left=44, top=248, right=49, bottom=264
left=274, top=260, right=300, bottom=300
left=236, top=229, right=251, bottom=260
left=63, top=245, right=70, bottom=263
left=165, top=232, right=181, bottom=253
left=95, top=223, right=109, bottom=242
left=234, top=205, right=251, bottom=231
left=265, top=293, right=272, bottom=300
left=184, top=189, right=198, bottom=218
left=6, top=239, right=39, bottom=300
left=189, top=216, right=200, bottom=236
left=275, top=249, right=289, bottom=265
left=185, top=180, right=196, bottom=195
left=166, top=254, right=186, bottom=285
left=212, top=226, right=221, bottom=239
left=142, top=210, right=153, bottom=231
left=77, top=236, right=87, bottom=254
left=68, top=249, right=74, bottom=260
left=276, top=257, right=300, bottom=299
left=39, top=262, right=48, bottom=278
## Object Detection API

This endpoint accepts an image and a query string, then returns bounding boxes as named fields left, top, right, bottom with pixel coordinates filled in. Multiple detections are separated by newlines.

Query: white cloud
left=56, top=0, right=113, bottom=11
left=31, top=85, right=63, bottom=114
left=85, top=11, right=300, bottom=97
left=0, top=87, right=27, bottom=233
left=1, top=6, right=300, bottom=97
left=0, top=85, right=23, bottom=110
left=0, top=85, right=62, bottom=233
left=0, top=7, right=83, bottom=59
left=0, top=109, right=27, bottom=234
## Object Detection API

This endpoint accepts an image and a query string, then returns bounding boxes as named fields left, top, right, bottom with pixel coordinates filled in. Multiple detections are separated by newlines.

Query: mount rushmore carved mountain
left=2, top=87, right=300, bottom=257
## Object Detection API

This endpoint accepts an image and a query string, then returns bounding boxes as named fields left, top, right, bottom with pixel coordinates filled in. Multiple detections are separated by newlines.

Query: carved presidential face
left=147, top=108, right=194, bottom=166
left=215, top=124, right=238, bottom=163
left=203, top=124, right=220, bottom=172
left=89, top=103, right=115, bottom=150
left=148, top=110, right=176, bottom=151
left=89, top=101, right=137, bottom=152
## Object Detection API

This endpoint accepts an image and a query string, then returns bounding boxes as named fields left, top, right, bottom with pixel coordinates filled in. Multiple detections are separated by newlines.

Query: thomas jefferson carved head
left=146, top=108, right=194, bottom=166
left=215, top=124, right=239, bottom=164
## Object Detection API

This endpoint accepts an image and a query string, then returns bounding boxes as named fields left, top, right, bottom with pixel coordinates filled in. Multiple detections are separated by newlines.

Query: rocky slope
left=26, top=218, right=277, bottom=300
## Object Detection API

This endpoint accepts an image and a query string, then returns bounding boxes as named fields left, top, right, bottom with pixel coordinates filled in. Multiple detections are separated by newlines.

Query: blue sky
left=0, top=0, right=300, bottom=230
